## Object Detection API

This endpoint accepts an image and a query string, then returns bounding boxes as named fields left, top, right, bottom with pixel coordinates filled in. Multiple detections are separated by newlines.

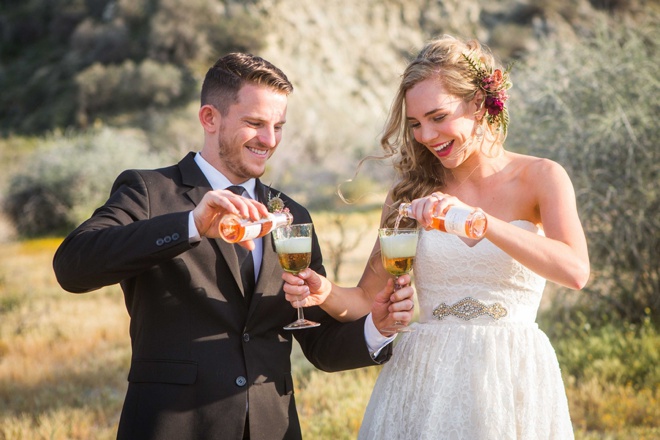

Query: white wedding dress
left=359, top=222, right=574, bottom=440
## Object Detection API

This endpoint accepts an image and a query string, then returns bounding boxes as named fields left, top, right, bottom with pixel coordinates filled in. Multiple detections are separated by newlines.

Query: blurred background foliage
left=1, top=0, right=657, bottom=323
left=0, top=0, right=659, bottom=437
left=0, top=0, right=264, bottom=132
left=508, top=20, right=660, bottom=324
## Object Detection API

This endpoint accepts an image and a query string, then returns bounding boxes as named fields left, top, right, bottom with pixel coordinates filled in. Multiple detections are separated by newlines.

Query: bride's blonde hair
left=381, top=35, right=506, bottom=227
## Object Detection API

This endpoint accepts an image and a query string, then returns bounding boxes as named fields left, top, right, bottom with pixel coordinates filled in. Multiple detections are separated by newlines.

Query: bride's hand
left=410, top=192, right=473, bottom=229
left=282, top=268, right=331, bottom=308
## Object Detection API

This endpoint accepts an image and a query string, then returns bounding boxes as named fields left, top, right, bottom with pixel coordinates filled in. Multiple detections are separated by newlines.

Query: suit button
left=172, top=232, right=180, bottom=241
left=235, top=376, right=247, bottom=387
left=164, top=235, right=172, bottom=243
left=156, top=238, right=164, bottom=246
left=242, top=333, right=250, bottom=342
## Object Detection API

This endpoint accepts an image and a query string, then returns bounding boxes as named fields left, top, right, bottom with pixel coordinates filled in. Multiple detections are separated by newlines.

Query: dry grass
left=0, top=239, right=129, bottom=440
left=295, top=367, right=381, bottom=439
left=1, top=225, right=657, bottom=439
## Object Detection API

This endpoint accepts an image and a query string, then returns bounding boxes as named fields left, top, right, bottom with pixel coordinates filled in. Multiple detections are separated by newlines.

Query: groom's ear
left=199, top=104, right=220, bottom=133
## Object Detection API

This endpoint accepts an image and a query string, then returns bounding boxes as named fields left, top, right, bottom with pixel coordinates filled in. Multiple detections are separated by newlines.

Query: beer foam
left=275, top=236, right=312, bottom=253
left=380, top=233, right=418, bottom=257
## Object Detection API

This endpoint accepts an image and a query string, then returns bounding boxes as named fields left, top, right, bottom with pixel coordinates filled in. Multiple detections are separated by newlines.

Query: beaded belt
left=432, top=297, right=508, bottom=321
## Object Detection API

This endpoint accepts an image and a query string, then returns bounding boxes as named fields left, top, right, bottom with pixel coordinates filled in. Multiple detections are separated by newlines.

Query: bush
left=508, top=17, right=660, bottom=323
left=148, top=0, right=265, bottom=64
left=3, top=127, right=165, bottom=237
left=545, top=310, right=660, bottom=390
left=0, top=0, right=267, bottom=134
left=69, top=17, right=131, bottom=64
left=542, top=310, right=660, bottom=433
left=75, top=59, right=190, bottom=124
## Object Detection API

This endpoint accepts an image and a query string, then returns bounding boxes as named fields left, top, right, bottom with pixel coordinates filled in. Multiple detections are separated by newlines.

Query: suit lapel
left=253, top=180, right=285, bottom=299
left=256, top=228, right=283, bottom=295
left=179, top=152, right=211, bottom=207
left=178, top=153, right=243, bottom=294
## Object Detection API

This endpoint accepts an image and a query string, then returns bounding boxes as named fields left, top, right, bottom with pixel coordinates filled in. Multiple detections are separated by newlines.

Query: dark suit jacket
left=53, top=152, right=391, bottom=440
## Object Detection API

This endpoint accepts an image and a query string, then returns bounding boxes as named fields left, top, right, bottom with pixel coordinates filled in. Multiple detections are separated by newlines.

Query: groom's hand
left=371, top=275, right=415, bottom=335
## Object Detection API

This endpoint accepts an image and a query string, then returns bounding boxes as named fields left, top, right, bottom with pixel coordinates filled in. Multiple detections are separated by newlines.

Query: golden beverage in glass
left=381, top=255, right=414, bottom=277
left=273, top=223, right=320, bottom=330
left=276, top=237, right=312, bottom=274
left=378, top=227, right=419, bottom=333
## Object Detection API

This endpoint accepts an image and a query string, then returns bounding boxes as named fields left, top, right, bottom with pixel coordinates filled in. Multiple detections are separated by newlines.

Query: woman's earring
left=475, top=122, right=484, bottom=140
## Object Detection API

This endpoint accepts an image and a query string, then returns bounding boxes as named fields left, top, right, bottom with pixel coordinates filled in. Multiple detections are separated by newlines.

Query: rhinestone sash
left=432, top=297, right=508, bottom=321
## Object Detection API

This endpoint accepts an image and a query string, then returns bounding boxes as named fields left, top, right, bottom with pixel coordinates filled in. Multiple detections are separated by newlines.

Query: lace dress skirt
left=358, top=320, right=574, bottom=440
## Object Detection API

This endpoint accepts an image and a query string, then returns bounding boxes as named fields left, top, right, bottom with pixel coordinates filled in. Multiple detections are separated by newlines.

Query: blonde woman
left=283, top=35, right=589, bottom=439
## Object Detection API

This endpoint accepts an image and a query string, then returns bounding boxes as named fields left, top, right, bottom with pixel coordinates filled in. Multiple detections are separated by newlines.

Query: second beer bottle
left=398, top=202, right=487, bottom=239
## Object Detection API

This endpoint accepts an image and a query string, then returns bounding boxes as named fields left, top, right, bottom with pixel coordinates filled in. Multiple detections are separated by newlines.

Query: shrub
left=147, top=0, right=265, bottom=65
left=69, top=17, right=131, bottom=64
left=75, top=59, right=189, bottom=123
left=508, top=17, right=660, bottom=323
left=3, top=127, right=165, bottom=237
left=0, top=0, right=267, bottom=134
left=538, top=309, right=659, bottom=433
left=547, top=310, right=660, bottom=390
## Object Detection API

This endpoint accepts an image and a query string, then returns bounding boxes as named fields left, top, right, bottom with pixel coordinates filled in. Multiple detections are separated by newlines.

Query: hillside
left=0, top=0, right=657, bottom=231
left=1, top=0, right=651, bottom=146
left=224, top=0, right=656, bottom=195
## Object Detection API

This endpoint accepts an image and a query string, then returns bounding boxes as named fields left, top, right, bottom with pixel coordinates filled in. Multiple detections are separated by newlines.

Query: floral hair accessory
left=462, top=52, right=513, bottom=138
left=267, top=191, right=289, bottom=214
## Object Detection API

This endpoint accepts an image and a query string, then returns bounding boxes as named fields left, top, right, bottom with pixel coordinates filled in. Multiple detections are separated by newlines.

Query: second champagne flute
left=273, top=223, right=320, bottom=330
left=378, top=227, right=419, bottom=333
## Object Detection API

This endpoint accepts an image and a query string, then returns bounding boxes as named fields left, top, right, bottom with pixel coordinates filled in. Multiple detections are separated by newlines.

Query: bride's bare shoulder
left=506, top=152, right=567, bottom=181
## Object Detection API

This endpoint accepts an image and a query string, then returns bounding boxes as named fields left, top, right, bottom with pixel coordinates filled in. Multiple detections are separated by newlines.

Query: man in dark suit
left=53, top=53, right=414, bottom=440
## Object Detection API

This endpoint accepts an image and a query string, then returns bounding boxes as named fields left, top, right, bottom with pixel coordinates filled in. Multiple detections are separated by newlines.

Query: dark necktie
left=226, top=185, right=255, bottom=304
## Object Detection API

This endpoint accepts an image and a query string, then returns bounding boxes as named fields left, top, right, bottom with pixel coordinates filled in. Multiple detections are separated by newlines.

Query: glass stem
left=297, top=306, right=305, bottom=322
left=393, top=276, right=402, bottom=324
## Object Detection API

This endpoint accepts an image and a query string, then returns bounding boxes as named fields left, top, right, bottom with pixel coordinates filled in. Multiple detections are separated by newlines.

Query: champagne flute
left=378, top=227, right=419, bottom=333
left=273, top=223, right=320, bottom=330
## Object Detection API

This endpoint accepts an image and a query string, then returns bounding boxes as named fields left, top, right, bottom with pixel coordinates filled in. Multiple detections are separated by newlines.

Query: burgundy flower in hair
left=462, top=54, right=513, bottom=138
left=485, top=95, right=505, bottom=115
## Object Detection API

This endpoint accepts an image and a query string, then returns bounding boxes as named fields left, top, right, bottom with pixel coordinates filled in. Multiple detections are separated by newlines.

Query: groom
left=53, top=52, right=414, bottom=440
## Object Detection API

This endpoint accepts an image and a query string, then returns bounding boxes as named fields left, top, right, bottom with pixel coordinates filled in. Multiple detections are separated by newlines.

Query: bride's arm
left=410, top=159, right=589, bottom=290
left=484, top=159, right=590, bottom=289
left=282, top=190, right=411, bottom=321
left=282, top=234, right=411, bottom=322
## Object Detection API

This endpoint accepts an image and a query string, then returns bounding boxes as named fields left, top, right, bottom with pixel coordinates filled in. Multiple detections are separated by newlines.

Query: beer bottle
left=398, top=202, right=487, bottom=239
left=219, top=211, right=293, bottom=243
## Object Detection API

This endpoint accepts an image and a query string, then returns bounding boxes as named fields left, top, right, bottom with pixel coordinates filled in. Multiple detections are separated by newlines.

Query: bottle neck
left=398, top=203, right=413, bottom=219
left=272, top=211, right=293, bottom=226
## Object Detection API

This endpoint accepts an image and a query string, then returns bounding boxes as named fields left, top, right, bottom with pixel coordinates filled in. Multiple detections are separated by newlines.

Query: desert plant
left=546, top=310, right=660, bottom=390
left=508, top=17, right=659, bottom=323
left=0, top=0, right=267, bottom=134
left=2, top=127, right=165, bottom=237
left=74, top=59, right=192, bottom=126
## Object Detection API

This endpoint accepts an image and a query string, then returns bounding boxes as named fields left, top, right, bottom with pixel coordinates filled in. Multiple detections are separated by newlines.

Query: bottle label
left=444, top=207, right=471, bottom=238
left=242, top=224, right=263, bottom=241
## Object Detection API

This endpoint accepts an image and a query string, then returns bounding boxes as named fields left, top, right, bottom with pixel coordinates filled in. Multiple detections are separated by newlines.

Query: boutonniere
left=267, top=191, right=289, bottom=214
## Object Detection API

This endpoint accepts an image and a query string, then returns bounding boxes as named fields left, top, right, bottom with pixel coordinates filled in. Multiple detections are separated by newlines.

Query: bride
left=283, top=34, right=589, bottom=439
